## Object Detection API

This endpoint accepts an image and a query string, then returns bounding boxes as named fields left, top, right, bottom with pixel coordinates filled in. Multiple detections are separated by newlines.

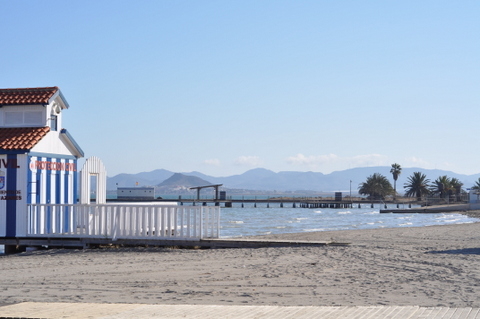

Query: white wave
left=218, top=235, right=237, bottom=238
left=441, top=219, right=461, bottom=223
left=438, top=214, right=456, bottom=218
left=399, top=222, right=413, bottom=226
left=219, top=205, right=479, bottom=238
left=333, top=227, right=351, bottom=231
left=303, top=228, right=326, bottom=232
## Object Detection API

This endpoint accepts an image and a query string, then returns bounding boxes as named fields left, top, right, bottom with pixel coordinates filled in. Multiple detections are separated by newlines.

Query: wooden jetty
left=380, top=203, right=471, bottom=214
left=380, top=208, right=440, bottom=214
left=110, top=198, right=357, bottom=209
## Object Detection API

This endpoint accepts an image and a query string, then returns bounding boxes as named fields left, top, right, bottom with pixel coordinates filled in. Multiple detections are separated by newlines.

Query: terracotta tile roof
left=0, top=87, right=59, bottom=106
left=0, top=127, right=50, bottom=150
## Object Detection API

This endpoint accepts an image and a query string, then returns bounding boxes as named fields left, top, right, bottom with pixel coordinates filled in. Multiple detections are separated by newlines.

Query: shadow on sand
left=428, top=248, right=480, bottom=255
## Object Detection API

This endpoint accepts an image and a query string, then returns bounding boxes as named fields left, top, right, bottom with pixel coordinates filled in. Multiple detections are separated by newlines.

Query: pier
left=380, top=203, right=471, bottom=214
left=110, top=198, right=356, bottom=208
left=107, top=197, right=406, bottom=209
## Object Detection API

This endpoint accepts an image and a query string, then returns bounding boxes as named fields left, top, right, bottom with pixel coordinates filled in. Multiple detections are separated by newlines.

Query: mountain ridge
left=107, top=167, right=480, bottom=194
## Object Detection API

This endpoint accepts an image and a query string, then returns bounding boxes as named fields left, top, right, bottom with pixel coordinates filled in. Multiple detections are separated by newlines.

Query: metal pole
left=350, top=180, right=352, bottom=204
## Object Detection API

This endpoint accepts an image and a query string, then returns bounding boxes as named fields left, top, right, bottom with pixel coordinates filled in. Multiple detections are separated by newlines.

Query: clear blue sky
left=1, top=1, right=479, bottom=177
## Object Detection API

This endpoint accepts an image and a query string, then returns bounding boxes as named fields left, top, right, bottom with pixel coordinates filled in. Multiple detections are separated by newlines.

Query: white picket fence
left=26, top=204, right=220, bottom=240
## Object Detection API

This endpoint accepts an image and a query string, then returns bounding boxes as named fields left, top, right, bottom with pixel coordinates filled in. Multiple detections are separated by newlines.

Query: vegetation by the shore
left=358, top=163, right=477, bottom=203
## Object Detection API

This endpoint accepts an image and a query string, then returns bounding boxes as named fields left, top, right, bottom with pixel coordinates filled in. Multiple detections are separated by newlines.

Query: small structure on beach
left=117, top=187, right=155, bottom=200
left=0, top=87, right=220, bottom=253
left=0, top=87, right=83, bottom=238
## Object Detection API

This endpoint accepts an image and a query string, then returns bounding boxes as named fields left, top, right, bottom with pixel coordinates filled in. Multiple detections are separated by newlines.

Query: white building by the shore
left=117, top=187, right=156, bottom=200
left=0, top=87, right=219, bottom=254
left=0, top=87, right=83, bottom=238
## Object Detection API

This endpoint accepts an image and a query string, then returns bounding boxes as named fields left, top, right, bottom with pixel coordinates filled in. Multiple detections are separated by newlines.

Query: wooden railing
left=26, top=204, right=220, bottom=240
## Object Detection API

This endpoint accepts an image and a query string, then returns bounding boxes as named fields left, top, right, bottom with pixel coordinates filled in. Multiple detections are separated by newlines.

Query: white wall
left=32, top=131, right=74, bottom=157
left=117, top=188, right=155, bottom=199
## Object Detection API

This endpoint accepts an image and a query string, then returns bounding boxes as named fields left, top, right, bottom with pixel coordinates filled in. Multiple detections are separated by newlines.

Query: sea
left=219, top=203, right=480, bottom=237
left=2, top=203, right=479, bottom=254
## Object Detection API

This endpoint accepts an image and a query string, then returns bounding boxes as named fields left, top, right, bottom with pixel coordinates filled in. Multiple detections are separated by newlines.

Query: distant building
left=0, top=87, right=84, bottom=237
left=117, top=187, right=155, bottom=200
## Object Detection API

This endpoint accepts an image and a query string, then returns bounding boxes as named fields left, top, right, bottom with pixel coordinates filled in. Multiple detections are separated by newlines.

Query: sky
left=1, top=1, right=479, bottom=177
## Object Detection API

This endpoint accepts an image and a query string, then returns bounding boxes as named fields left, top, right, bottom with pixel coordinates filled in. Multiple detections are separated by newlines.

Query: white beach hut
left=0, top=87, right=220, bottom=254
left=0, top=87, right=83, bottom=238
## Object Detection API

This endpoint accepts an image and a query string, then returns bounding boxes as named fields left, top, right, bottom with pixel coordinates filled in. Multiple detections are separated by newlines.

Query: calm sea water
left=219, top=203, right=480, bottom=238
left=2, top=203, right=478, bottom=253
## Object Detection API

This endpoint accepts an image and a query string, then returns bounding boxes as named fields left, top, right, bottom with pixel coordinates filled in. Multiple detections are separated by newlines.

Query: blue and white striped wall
left=0, top=153, right=78, bottom=237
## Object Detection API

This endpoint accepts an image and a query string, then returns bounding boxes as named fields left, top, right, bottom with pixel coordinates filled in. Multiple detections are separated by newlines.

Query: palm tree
left=450, top=177, right=464, bottom=202
left=404, top=172, right=430, bottom=201
left=431, top=175, right=451, bottom=199
left=358, top=173, right=394, bottom=200
left=471, top=178, right=480, bottom=202
left=471, top=178, right=480, bottom=191
left=390, top=163, right=402, bottom=200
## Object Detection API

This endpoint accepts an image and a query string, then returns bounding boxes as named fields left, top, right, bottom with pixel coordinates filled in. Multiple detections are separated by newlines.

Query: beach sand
left=1, top=219, right=480, bottom=308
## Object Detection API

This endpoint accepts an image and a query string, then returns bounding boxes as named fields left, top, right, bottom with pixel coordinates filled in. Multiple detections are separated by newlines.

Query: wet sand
left=1, top=220, right=480, bottom=307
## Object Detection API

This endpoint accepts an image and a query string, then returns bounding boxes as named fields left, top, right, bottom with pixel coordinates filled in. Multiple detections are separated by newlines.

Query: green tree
left=471, top=178, right=480, bottom=203
left=431, top=175, right=452, bottom=198
left=358, top=173, right=394, bottom=200
left=404, top=172, right=430, bottom=201
left=450, top=177, right=464, bottom=202
left=390, top=163, right=402, bottom=200
left=471, top=178, right=480, bottom=191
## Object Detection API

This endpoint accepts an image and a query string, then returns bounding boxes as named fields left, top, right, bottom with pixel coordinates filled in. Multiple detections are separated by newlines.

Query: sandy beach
left=1, top=219, right=480, bottom=308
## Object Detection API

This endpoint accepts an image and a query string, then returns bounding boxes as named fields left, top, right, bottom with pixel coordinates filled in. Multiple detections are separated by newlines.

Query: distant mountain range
left=107, top=167, right=480, bottom=195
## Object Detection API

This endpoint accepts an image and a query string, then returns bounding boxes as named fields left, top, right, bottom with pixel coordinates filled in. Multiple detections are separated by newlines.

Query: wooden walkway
left=1, top=303, right=479, bottom=318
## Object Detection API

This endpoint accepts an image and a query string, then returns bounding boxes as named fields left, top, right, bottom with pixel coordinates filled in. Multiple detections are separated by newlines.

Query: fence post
left=199, top=206, right=204, bottom=239
left=216, top=206, right=221, bottom=238
left=112, top=206, right=118, bottom=241
left=26, top=204, right=31, bottom=236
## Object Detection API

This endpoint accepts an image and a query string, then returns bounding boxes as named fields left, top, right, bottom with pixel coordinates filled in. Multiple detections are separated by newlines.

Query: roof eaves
left=59, top=129, right=84, bottom=158
left=48, top=87, right=69, bottom=109
left=58, top=89, right=70, bottom=109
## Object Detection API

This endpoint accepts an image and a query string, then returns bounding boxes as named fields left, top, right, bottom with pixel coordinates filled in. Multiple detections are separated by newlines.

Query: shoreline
left=1, top=209, right=479, bottom=250
left=458, top=209, right=480, bottom=219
